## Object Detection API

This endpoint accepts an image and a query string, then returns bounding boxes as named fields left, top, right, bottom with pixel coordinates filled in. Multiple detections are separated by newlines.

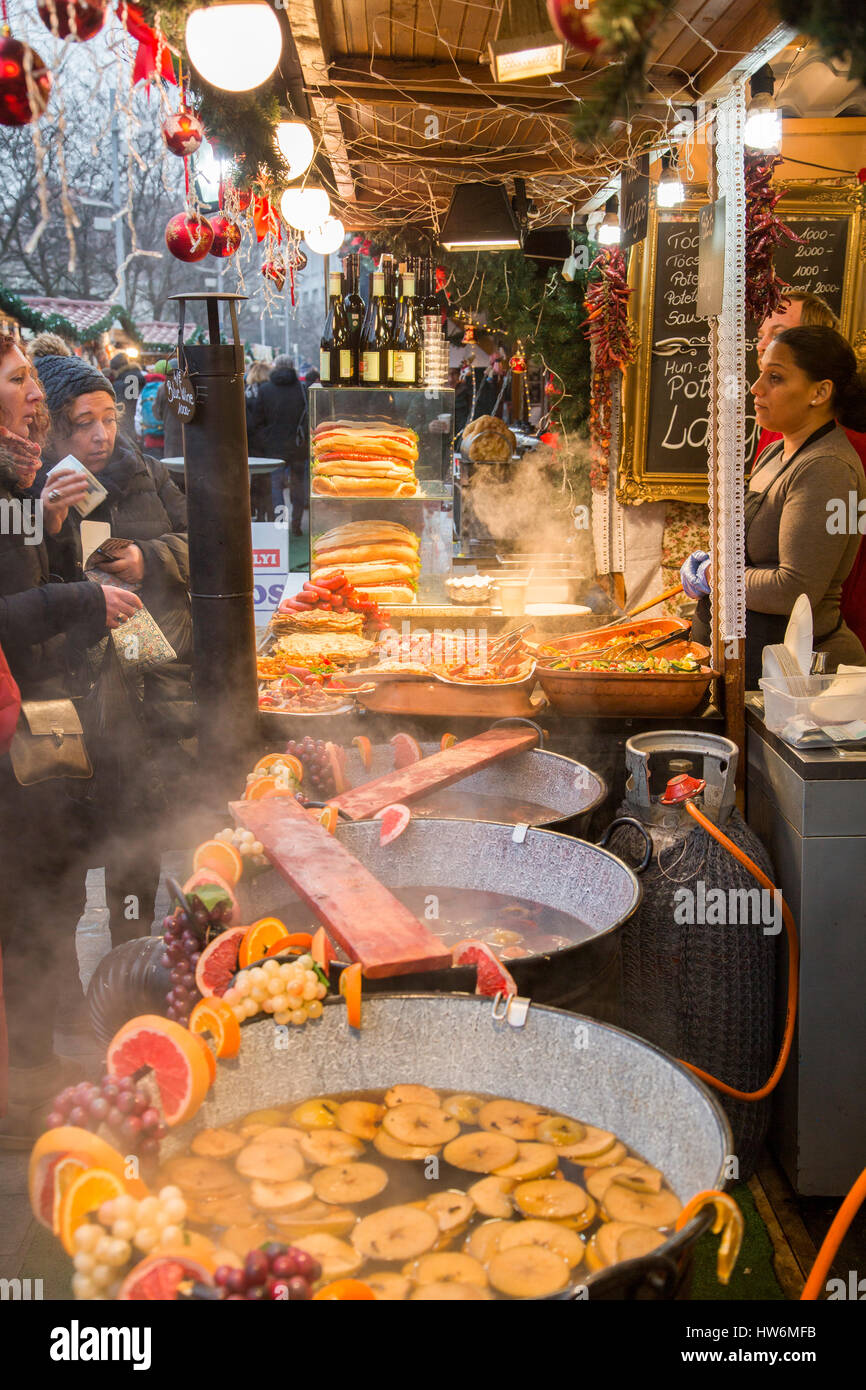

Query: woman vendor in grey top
left=690, top=326, right=866, bottom=685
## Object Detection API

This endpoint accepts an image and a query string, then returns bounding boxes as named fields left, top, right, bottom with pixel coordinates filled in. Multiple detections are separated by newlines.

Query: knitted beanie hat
left=35, top=355, right=115, bottom=417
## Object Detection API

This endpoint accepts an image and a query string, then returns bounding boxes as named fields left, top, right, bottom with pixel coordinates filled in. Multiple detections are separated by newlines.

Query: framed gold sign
left=617, top=181, right=866, bottom=506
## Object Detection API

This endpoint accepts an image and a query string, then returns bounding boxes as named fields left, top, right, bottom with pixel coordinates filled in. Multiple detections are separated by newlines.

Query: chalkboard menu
left=618, top=184, right=865, bottom=506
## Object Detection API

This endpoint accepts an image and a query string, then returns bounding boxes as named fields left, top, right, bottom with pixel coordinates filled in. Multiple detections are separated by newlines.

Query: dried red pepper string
left=745, top=153, right=803, bottom=323
left=582, top=247, right=636, bottom=490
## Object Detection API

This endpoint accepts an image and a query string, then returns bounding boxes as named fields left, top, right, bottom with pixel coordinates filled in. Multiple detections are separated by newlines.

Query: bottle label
left=339, top=349, right=353, bottom=379
left=393, top=351, right=416, bottom=383
left=319, top=349, right=331, bottom=382
left=362, top=351, right=380, bottom=383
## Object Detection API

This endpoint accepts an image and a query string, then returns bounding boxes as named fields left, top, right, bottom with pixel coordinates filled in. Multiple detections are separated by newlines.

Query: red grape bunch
left=46, top=1078, right=167, bottom=1158
left=214, top=1244, right=323, bottom=1300
left=286, top=737, right=337, bottom=798
left=161, top=894, right=232, bottom=1024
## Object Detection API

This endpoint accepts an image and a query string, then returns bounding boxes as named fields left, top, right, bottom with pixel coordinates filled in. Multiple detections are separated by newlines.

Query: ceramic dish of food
left=536, top=642, right=716, bottom=717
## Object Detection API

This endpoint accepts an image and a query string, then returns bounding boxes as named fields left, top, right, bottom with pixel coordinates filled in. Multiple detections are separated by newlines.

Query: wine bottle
left=320, top=269, right=346, bottom=385
left=422, top=255, right=442, bottom=321
left=381, top=255, right=398, bottom=384
left=393, top=264, right=422, bottom=387
left=343, top=253, right=365, bottom=353
left=360, top=269, right=390, bottom=386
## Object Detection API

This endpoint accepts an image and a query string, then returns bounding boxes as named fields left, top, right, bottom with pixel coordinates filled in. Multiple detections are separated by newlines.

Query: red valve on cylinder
left=661, top=774, right=706, bottom=804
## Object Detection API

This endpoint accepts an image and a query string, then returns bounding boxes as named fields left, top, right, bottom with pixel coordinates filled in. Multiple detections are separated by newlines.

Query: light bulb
left=280, top=185, right=330, bottom=230
left=656, top=165, right=684, bottom=208
left=597, top=217, right=620, bottom=246
left=185, top=4, right=282, bottom=93
left=303, top=218, right=346, bottom=255
left=744, top=95, right=781, bottom=151
left=275, top=121, right=314, bottom=180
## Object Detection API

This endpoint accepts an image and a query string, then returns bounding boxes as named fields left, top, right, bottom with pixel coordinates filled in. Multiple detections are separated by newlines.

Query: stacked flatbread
left=312, top=520, right=420, bottom=606
left=273, top=631, right=374, bottom=666
left=312, top=419, right=419, bottom=497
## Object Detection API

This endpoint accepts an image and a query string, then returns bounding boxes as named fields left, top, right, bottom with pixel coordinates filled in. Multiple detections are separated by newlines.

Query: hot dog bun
left=353, top=583, right=416, bottom=606
left=312, top=476, right=418, bottom=497
left=313, top=543, right=421, bottom=570
left=312, top=561, right=417, bottom=587
left=315, top=521, right=419, bottom=551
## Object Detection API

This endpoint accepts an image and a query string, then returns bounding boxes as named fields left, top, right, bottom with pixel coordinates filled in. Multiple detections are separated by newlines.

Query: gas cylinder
left=607, top=731, right=777, bottom=1178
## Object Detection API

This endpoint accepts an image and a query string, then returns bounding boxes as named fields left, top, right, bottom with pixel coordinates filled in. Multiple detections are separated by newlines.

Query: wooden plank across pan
left=230, top=795, right=452, bottom=978
left=331, top=725, right=539, bottom=821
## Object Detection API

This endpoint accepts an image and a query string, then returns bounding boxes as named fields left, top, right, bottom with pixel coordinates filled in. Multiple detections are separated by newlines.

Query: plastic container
left=759, top=674, right=866, bottom=732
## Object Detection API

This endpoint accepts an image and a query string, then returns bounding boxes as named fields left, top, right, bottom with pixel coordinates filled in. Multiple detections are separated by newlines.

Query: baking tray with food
left=535, top=638, right=717, bottom=717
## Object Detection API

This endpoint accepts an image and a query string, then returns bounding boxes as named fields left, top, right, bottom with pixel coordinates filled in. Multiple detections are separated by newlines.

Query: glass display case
left=308, top=387, right=455, bottom=605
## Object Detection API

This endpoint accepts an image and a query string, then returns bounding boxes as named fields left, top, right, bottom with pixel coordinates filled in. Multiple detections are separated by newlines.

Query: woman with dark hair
left=683, top=327, right=866, bottom=684
left=0, top=335, right=141, bottom=1140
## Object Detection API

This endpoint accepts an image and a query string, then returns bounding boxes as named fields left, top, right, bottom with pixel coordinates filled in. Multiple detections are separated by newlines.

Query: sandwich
left=312, top=561, right=417, bottom=588
left=312, top=474, right=418, bottom=497
left=312, top=418, right=420, bottom=497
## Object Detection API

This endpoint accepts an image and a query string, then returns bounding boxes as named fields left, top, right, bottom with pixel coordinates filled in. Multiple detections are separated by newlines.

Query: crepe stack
left=312, top=419, right=419, bottom=497
left=312, top=520, right=420, bottom=606
left=270, top=609, right=365, bottom=636
left=273, top=631, right=374, bottom=667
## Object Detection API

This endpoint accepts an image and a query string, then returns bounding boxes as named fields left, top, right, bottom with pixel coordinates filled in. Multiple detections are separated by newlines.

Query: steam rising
left=464, top=441, right=593, bottom=565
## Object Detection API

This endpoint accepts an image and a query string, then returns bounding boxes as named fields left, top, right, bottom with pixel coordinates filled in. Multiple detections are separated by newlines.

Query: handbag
left=9, top=698, right=93, bottom=785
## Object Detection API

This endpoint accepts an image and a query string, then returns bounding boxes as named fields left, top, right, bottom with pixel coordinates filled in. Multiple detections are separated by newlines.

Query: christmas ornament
left=0, top=28, right=52, bottom=127
left=162, top=108, right=204, bottom=157
left=290, top=249, right=307, bottom=272
left=545, top=0, right=600, bottom=52
left=226, top=182, right=252, bottom=212
left=461, top=322, right=476, bottom=345
left=545, top=375, right=560, bottom=396
left=262, top=258, right=286, bottom=290
left=208, top=213, right=241, bottom=258
left=165, top=212, right=214, bottom=263
left=509, top=341, right=526, bottom=373
left=37, top=0, right=105, bottom=40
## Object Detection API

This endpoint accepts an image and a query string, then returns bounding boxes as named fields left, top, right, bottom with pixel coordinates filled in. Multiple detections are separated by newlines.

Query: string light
left=656, top=152, right=684, bottom=208
left=744, top=64, right=781, bottom=153
left=597, top=195, right=621, bottom=245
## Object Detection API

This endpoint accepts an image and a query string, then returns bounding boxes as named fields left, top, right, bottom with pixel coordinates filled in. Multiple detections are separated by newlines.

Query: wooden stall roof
left=282, top=0, right=794, bottom=231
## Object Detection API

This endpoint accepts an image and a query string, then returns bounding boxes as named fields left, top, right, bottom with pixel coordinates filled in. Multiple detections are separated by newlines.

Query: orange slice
left=352, top=735, right=372, bottom=769
left=59, top=1167, right=126, bottom=1255
left=312, top=804, right=338, bottom=834
left=252, top=753, right=304, bottom=782
left=324, top=742, right=348, bottom=793
left=189, top=996, right=242, bottom=1060
left=265, top=932, right=314, bottom=957
left=339, top=962, right=362, bottom=1029
left=51, top=1156, right=88, bottom=1235
left=440, top=732, right=458, bottom=750
left=313, top=1278, right=376, bottom=1300
left=311, top=927, right=336, bottom=979
left=244, top=775, right=295, bottom=801
left=29, top=1127, right=149, bottom=1228
left=192, top=839, right=244, bottom=887
left=106, top=1015, right=213, bottom=1127
left=238, top=917, right=289, bottom=968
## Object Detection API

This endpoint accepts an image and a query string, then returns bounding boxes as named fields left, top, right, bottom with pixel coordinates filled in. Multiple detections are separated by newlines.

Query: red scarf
left=0, top=424, right=42, bottom=489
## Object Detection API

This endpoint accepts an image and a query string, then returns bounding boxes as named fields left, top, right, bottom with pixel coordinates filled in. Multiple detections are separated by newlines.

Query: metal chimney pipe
left=168, top=292, right=258, bottom=798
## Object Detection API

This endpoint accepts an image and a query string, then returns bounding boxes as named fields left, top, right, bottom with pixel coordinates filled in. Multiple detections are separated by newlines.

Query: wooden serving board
left=331, top=725, right=539, bottom=821
left=230, top=795, right=452, bottom=978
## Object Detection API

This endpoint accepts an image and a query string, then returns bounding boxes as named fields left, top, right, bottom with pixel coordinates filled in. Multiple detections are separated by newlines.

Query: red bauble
left=262, top=259, right=286, bottom=290
left=37, top=0, right=106, bottom=40
left=162, top=109, right=204, bottom=158
left=545, top=0, right=600, bottom=52
left=208, top=214, right=241, bottom=259
left=0, top=34, right=53, bottom=127
left=165, top=213, right=214, bottom=263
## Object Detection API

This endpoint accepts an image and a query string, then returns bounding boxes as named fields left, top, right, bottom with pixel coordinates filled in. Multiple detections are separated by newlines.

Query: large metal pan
left=163, top=994, right=731, bottom=1299
left=338, top=734, right=607, bottom=835
left=243, top=817, right=648, bottom=1020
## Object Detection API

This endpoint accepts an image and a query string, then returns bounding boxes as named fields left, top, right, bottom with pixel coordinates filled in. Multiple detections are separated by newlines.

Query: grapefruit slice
left=117, top=1254, right=214, bottom=1301
left=182, top=869, right=239, bottom=924
left=352, top=735, right=372, bottom=769
left=189, top=996, right=241, bottom=1059
left=29, top=1127, right=149, bottom=1228
left=374, top=802, right=411, bottom=846
left=192, top=1031, right=217, bottom=1084
left=192, top=839, right=243, bottom=887
left=238, top=916, right=289, bottom=968
left=195, top=926, right=246, bottom=998
left=324, top=741, right=348, bottom=793
left=390, top=731, right=422, bottom=769
left=59, top=1167, right=125, bottom=1255
left=452, top=941, right=518, bottom=999
left=106, top=1015, right=213, bottom=1127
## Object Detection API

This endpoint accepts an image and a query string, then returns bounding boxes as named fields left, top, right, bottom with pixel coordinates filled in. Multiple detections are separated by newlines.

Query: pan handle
left=596, top=816, right=652, bottom=874
left=297, top=797, right=353, bottom=822
left=489, top=717, right=545, bottom=749
left=580, top=1252, right=680, bottom=1300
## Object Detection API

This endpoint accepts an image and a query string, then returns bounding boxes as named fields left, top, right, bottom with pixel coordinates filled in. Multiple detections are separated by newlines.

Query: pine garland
left=571, top=0, right=676, bottom=144
left=0, top=282, right=142, bottom=346
left=774, top=0, right=866, bottom=82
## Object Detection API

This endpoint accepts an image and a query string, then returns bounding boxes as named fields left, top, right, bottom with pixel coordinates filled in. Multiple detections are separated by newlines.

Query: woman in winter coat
left=35, top=354, right=194, bottom=953
left=245, top=355, right=308, bottom=531
left=0, top=334, right=141, bottom=1140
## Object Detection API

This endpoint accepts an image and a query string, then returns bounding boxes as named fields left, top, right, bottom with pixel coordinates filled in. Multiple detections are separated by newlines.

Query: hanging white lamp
left=303, top=218, right=346, bottom=255
left=280, top=185, right=330, bottom=230
left=185, top=4, right=282, bottom=93
left=275, top=121, right=314, bottom=179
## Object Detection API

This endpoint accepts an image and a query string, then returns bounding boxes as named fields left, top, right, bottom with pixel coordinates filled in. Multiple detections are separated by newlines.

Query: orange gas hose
left=676, top=799, right=799, bottom=1103
left=800, top=1167, right=866, bottom=1300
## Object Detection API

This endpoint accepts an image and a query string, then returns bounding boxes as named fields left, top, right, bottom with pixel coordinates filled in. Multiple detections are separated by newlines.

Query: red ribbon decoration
left=253, top=195, right=279, bottom=242
left=118, top=3, right=176, bottom=86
